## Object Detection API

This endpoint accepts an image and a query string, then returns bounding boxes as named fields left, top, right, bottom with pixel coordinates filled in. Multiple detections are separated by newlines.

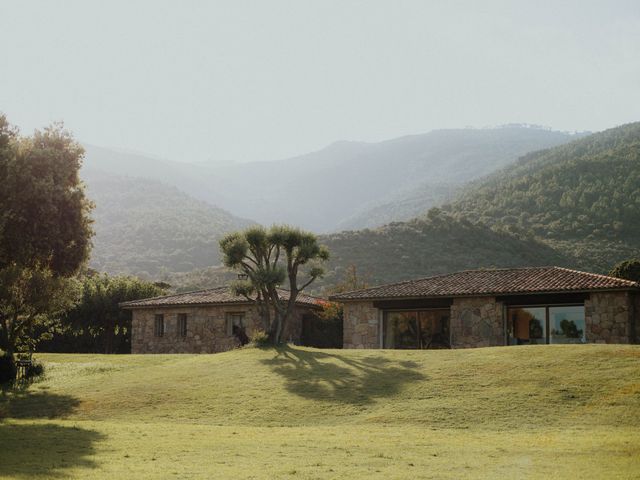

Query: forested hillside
left=83, top=126, right=577, bottom=232
left=315, top=123, right=640, bottom=289
left=332, top=126, right=581, bottom=230
left=82, top=123, right=639, bottom=289
left=448, top=122, right=640, bottom=271
left=318, top=209, right=569, bottom=289
left=84, top=169, right=253, bottom=276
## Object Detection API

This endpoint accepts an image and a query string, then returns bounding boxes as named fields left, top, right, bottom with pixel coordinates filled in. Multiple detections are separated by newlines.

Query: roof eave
left=120, top=300, right=323, bottom=310
left=329, top=286, right=640, bottom=303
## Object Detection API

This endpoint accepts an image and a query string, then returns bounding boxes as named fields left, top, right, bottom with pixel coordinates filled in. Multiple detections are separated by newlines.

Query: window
left=549, top=306, right=585, bottom=344
left=384, top=312, right=418, bottom=349
left=225, top=312, right=246, bottom=336
left=154, top=314, right=165, bottom=337
left=508, top=305, right=585, bottom=345
left=508, top=307, right=546, bottom=345
left=177, top=313, right=187, bottom=338
left=383, top=310, right=450, bottom=349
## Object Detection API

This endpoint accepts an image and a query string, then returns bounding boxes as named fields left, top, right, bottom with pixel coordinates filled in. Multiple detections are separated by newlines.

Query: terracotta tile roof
left=120, top=286, right=323, bottom=309
left=330, top=267, right=639, bottom=301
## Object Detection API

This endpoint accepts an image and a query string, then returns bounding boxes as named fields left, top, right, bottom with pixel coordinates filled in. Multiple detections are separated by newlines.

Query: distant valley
left=82, top=126, right=578, bottom=233
left=79, top=123, right=640, bottom=289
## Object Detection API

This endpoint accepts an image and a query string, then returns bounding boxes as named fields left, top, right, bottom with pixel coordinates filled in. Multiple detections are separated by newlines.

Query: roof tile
left=330, top=267, right=638, bottom=301
left=120, top=286, right=322, bottom=308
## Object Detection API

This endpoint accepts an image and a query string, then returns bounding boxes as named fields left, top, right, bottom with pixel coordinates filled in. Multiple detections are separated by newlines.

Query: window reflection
left=383, top=310, right=450, bottom=349
left=419, top=310, right=450, bottom=349
left=383, top=312, right=418, bottom=349
left=508, top=307, right=546, bottom=345
left=508, top=305, right=585, bottom=345
left=549, top=306, right=585, bottom=344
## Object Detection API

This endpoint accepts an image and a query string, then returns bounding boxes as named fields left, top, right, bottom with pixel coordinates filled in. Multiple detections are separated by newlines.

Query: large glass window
left=383, top=310, right=450, bottom=349
left=549, top=306, right=586, bottom=344
left=384, top=312, right=419, bottom=349
left=508, top=305, right=585, bottom=345
left=508, top=307, right=546, bottom=345
left=418, top=310, right=450, bottom=348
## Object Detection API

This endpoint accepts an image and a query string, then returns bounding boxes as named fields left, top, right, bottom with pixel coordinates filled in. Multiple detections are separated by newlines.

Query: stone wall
left=342, top=301, right=380, bottom=349
left=131, top=304, right=310, bottom=354
left=585, top=291, right=633, bottom=344
left=340, top=291, right=639, bottom=350
left=450, top=297, right=505, bottom=348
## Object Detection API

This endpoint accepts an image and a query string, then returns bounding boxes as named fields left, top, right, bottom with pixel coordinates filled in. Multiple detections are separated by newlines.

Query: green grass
left=1, top=345, right=639, bottom=479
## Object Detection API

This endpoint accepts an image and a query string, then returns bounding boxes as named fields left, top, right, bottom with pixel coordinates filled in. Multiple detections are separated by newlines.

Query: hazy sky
left=1, top=1, right=639, bottom=163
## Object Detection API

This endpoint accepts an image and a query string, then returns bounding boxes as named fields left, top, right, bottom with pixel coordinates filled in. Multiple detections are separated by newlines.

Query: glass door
left=418, top=310, right=450, bottom=348
left=507, top=307, right=546, bottom=345
left=383, top=309, right=450, bottom=349
left=383, top=311, right=419, bottom=349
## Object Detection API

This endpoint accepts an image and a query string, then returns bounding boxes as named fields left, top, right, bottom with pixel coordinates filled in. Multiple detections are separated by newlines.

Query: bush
left=24, top=361, right=45, bottom=380
left=0, top=354, right=17, bottom=385
left=249, top=330, right=271, bottom=348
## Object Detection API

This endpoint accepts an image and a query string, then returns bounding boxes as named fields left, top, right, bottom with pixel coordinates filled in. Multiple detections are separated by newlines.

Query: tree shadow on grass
left=0, top=387, right=103, bottom=478
left=0, top=386, right=81, bottom=420
left=0, top=422, right=104, bottom=478
left=261, top=346, right=426, bottom=405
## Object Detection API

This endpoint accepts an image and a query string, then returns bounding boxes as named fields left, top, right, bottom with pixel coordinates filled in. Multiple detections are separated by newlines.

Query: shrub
left=24, top=361, right=45, bottom=380
left=0, top=353, right=17, bottom=385
left=249, top=330, right=271, bottom=348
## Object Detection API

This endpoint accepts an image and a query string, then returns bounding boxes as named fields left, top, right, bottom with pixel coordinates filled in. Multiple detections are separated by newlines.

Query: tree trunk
left=269, top=311, right=281, bottom=345
left=277, top=291, right=298, bottom=344
left=104, top=315, right=114, bottom=354
left=0, top=314, right=11, bottom=354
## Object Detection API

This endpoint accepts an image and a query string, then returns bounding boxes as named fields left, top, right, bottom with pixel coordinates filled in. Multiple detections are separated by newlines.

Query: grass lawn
left=1, top=344, right=639, bottom=479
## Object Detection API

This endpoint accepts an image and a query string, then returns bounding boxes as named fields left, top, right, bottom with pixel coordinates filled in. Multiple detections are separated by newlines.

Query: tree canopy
left=0, top=115, right=93, bottom=354
left=38, top=273, right=166, bottom=354
left=609, top=259, right=640, bottom=283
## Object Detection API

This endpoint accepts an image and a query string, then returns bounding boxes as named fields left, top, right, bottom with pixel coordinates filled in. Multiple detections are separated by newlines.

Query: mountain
left=328, top=126, right=581, bottom=231
left=447, top=121, right=640, bottom=271
left=83, top=126, right=578, bottom=233
left=84, top=124, right=632, bottom=286
left=83, top=168, right=253, bottom=277
left=334, top=180, right=461, bottom=231
left=317, top=122, right=640, bottom=290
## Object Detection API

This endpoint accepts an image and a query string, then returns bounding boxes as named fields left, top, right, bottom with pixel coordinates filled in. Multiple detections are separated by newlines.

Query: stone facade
left=343, top=301, right=380, bottom=349
left=341, top=291, right=639, bottom=349
left=450, top=297, right=504, bottom=348
left=131, top=304, right=313, bottom=354
left=585, top=291, right=634, bottom=344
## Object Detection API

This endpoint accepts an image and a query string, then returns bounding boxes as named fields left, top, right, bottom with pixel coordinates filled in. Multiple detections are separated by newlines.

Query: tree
left=0, top=264, right=81, bottom=353
left=609, top=259, right=640, bottom=283
left=319, top=264, right=370, bottom=321
left=0, top=115, right=93, bottom=354
left=39, top=274, right=166, bottom=354
left=219, top=225, right=329, bottom=344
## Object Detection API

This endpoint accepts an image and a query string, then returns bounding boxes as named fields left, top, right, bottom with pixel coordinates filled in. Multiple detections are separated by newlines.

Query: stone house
left=330, top=267, right=640, bottom=349
left=120, top=287, right=322, bottom=353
